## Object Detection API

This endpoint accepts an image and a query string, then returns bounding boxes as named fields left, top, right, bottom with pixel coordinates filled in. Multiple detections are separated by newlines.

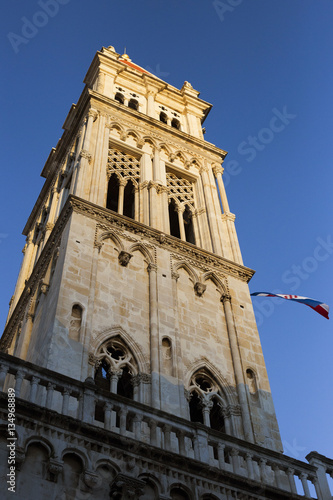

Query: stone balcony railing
left=0, top=352, right=332, bottom=499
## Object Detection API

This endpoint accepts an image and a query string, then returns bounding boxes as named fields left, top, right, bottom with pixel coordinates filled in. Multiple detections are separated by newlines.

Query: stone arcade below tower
left=0, top=46, right=332, bottom=499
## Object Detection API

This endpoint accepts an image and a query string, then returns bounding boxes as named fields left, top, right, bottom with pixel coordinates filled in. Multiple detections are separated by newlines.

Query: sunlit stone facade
left=1, top=46, right=332, bottom=500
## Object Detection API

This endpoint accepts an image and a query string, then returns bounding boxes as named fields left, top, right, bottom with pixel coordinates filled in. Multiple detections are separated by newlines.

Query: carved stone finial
left=118, top=251, right=132, bottom=267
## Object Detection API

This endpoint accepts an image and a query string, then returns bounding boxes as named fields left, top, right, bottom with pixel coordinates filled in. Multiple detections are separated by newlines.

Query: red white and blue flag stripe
left=250, top=293, right=329, bottom=319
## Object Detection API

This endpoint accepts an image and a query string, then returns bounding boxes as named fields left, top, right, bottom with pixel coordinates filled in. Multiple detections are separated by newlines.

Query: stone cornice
left=88, top=89, right=227, bottom=160
left=69, top=196, right=255, bottom=283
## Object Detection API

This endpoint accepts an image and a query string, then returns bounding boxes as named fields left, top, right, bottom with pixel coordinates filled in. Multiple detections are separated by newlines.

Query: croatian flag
left=250, top=293, right=329, bottom=319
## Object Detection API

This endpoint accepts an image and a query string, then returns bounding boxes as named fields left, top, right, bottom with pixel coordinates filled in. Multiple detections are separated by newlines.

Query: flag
left=250, top=292, right=329, bottom=319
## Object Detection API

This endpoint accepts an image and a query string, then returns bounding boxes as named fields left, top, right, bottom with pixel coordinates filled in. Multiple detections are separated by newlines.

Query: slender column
left=312, top=477, right=324, bottom=500
left=246, top=453, right=255, bottom=480
left=259, top=458, right=268, bottom=483
left=176, top=430, right=186, bottom=455
left=10, top=233, right=34, bottom=312
left=287, top=468, right=297, bottom=494
left=177, top=207, right=186, bottom=241
left=29, top=376, right=40, bottom=403
left=191, top=213, right=200, bottom=247
left=199, top=166, right=222, bottom=255
left=195, top=177, right=212, bottom=252
left=300, top=473, right=311, bottom=498
left=133, top=414, right=143, bottom=440
left=110, top=370, right=121, bottom=393
left=163, top=424, right=172, bottom=451
left=74, top=109, right=96, bottom=198
left=46, top=383, right=55, bottom=409
left=134, top=187, right=139, bottom=221
left=147, top=91, right=156, bottom=117
left=222, top=296, right=254, bottom=442
left=104, top=403, right=113, bottom=431
left=201, top=399, right=213, bottom=427
left=62, top=388, right=70, bottom=415
left=19, top=311, right=35, bottom=360
left=306, top=454, right=332, bottom=499
left=117, top=180, right=126, bottom=215
left=148, top=263, right=160, bottom=408
left=90, top=112, right=108, bottom=204
left=46, top=185, right=59, bottom=228
left=119, top=407, right=128, bottom=435
left=14, top=370, right=24, bottom=398
left=230, top=448, right=240, bottom=474
left=148, top=419, right=158, bottom=446
left=194, top=428, right=209, bottom=463
left=218, top=443, right=226, bottom=469
left=213, top=165, right=230, bottom=213
left=272, top=464, right=282, bottom=489
left=0, top=364, right=9, bottom=392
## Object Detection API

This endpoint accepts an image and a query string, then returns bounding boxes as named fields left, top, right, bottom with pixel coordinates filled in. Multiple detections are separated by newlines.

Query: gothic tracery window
left=94, top=337, right=137, bottom=400
left=167, top=172, right=195, bottom=244
left=188, top=371, right=225, bottom=433
left=106, top=148, right=140, bottom=219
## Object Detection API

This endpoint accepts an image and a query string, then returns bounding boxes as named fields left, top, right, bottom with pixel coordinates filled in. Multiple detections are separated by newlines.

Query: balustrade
left=0, top=352, right=331, bottom=499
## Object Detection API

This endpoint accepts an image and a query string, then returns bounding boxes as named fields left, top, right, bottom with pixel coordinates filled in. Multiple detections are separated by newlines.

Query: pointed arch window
left=123, top=179, right=135, bottom=218
left=94, top=337, right=137, bottom=400
left=183, top=205, right=195, bottom=244
left=188, top=371, right=227, bottom=433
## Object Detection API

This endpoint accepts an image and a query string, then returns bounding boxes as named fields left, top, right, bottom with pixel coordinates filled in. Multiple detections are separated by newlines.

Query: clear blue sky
left=1, top=0, right=332, bottom=461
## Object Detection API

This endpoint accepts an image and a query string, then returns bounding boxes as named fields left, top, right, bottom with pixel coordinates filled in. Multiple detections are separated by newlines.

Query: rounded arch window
left=160, top=111, right=168, bottom=124
left=114, top=92, right=124, bottom=104
left=128, top=98, right=139, bottom=111
left=171, top=118, right=181, bottom=130
left=246, top=368, right=258, bottom=394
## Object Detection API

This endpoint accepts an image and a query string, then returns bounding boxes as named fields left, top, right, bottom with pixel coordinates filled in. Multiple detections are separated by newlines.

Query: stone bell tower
left=5, top=46, right=332, bottom=500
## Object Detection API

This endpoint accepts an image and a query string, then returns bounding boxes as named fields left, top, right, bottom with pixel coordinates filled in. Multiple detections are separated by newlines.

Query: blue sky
left=1, top=0, right=332, bottom=461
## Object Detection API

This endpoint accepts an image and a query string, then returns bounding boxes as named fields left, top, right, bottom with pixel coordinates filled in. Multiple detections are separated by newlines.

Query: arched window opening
left=160, top=112, right=168, bottom=124
left=189, top=392, right=203, bottom=424
left=128, top=98, right=139, bottom=111
left=183, top=206, right=195, bottom=244
left=123, top=179, right=135, bottom=219
left=69, top=304, right=82, bottom=341
left=141, top=480, right=158, bottom=500
left=94, top=359, right=111, bottom=391
left=114, top=92, right=124, bottom=104
left=169, top=199, right=180, bottom=238
left=106, top=173, right=119, bottom=212
left=162, top=337, right=173, bottom=376
left=209, top=398, right=225, bottom=433
left=62, top=453, right=83, bottom=491
left=117, top=365, right=133, bottom=399
left=170, top=487, right=191, bottom=500
left=171, top=118, right=181, bottom=130
left=246, top=368, right=258, bottom=394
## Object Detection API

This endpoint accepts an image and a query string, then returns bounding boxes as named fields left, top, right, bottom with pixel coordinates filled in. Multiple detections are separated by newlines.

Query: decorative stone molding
left=84, top=470, right=99, bottom=489
left=131, top=373, right=151, bottom=387
left=147, top=263, right=157, bottom=273
left=79, top=149, right=92, bottom=163
left=194, top=281, right=206, bottom=297
left=118, top=250, right=133, bottom=266
left=40, top=283, right=49, bottom=295
left=110, top=473, right=145, bottom=499
left=47, top=459, right=63, bottom=482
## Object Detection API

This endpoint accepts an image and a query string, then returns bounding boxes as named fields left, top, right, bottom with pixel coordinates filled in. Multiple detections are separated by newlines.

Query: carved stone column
left=222, top=295, right=254, bottom=443
left=148, top=263, right=160, bottom=408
